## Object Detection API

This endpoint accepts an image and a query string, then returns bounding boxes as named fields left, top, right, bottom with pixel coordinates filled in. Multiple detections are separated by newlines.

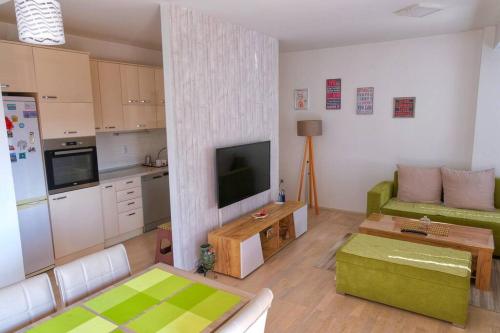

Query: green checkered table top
left=27, top=268, right=245, bottom=333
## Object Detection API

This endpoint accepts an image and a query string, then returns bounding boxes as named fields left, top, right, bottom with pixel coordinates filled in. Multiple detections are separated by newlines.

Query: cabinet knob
left=64, top=130, right=78, bottom=134
left=136, top=124, right=146, bottom=128
left=53, top=196, right=67, bottom=201
left=0, top=83, right=10, bottom=89
left=42, top=96, right=58, bottom=100
left=105, top=126, right=116, bottom=129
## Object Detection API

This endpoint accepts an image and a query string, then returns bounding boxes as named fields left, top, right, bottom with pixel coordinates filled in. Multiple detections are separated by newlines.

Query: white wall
left=96, top=129, right=167, bottom=171
left=0, top=93, right=25, bottom=287
left=0, top=21, right=162, bottom=66
left=280, top=31, right=483, bottom=213
left=472, top=27, right=500, bottom=171
left=162, top=4, right=279, bottom=270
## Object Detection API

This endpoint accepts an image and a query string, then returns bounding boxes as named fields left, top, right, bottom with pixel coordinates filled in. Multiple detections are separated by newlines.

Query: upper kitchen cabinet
left=120, top=64, right=140, bottom=105
left=123, top=105, right=156, bottom=130
left=138, top=66, right=155, bottom=104
left=90, top=60, right=103, bottom=131
left=0, top=42, right=37, bottom=93
left=98, top=61, right=124, bottom=131
left=39, top=103, right=95, bottom=139
left=154, top=67, right=165, bottom=106
left=33, top=48, right=93, bottom=103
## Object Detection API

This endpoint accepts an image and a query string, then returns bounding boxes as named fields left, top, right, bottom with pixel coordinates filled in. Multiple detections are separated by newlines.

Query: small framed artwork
left=393, top=97, right=416, bottom=118
left=326, top=79, right=341, bottom=110
left=356, top=87, right=374, bottom=115
left=294, top=89, right=309, bottom=110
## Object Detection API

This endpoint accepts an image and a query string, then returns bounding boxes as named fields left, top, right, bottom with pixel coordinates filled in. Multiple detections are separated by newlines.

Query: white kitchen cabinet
left=118, top=208, right=144, bottom=234
left=101, top=183, right=119, bottom=240
left=120, top=64, right=140, bottom=105
left=156, top=106, right=166, bottom=129
left=98, top=61, right=124, bottom=131
left=138, top=66, right=155, bottom=104
left=100, top=176, right=144, bottom=245
left=49, top=186, right=104, bottom=259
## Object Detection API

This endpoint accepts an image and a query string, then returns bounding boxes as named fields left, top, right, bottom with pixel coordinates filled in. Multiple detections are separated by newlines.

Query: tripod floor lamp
left=297, top=120, right=322, bottom=215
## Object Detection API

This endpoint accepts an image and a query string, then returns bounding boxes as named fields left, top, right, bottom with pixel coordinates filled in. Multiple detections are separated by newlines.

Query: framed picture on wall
left=326, top=79, right=341, bottom=110
left=294, top=89, right=309, bottom=110
left=356, top=87, right=374, bottom=115
left=393, top=97, right=416, bottom=118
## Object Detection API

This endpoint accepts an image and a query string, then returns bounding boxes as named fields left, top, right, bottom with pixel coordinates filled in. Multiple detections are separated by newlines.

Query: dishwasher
left=142, top=171, right=171, bottom=232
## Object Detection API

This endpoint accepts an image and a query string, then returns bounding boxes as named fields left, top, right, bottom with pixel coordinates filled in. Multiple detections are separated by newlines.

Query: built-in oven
left=43, top=137, right=99, bottom=194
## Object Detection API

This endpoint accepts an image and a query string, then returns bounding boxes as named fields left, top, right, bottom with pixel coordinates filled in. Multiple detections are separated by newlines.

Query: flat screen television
left=216, top=141, right=271, bottom=208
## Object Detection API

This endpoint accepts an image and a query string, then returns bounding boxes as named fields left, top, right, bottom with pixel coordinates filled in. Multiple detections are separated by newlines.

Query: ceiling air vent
left=394, top=3, right=443, bottom=18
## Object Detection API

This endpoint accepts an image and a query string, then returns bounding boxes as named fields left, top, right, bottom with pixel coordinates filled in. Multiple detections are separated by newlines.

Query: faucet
left=157, top=147, right=167, bottom=160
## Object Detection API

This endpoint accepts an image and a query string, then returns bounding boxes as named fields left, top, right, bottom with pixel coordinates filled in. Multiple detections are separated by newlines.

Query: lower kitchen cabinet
left=100, top=176, right=144, bottom=246
left=49, top=186, right=104, bottom=259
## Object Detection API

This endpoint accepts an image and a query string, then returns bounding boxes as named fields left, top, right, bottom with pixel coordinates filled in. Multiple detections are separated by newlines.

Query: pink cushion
left=397, top=165, right=442, bottom=204
left=442, top=168, right=495, bottom=211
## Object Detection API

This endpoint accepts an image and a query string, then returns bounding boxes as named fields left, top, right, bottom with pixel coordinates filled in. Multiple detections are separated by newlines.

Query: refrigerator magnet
left=19, top=122, right=25, bottom=128
left=10, top=153, right=17, bottom=162
left=28, top=147, right=36, bottom=153
left=19, top=152, right=26, bottom=159
left=7, top=130, right=13, bottom=138
left=9, top=145, right=15, bottom=151
left=17, top=140, right=27, bottom=151
left=6, top=104, right=16, bottom=111
left=11, top=115, right=18, bottom=123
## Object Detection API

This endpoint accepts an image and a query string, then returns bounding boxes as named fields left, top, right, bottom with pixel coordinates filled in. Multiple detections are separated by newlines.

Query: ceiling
left=0, top=0, right=499, bottom=52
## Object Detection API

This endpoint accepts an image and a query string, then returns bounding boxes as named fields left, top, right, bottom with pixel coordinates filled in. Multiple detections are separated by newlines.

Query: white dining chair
left=0, top=273, right=56, bottom=333
left=216, top=288, right=274, bottom=333
left=54, top=244, right=131, bottom=306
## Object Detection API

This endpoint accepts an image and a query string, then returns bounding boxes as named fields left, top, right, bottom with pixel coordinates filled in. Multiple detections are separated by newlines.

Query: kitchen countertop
left=99, top=165, right=168, bottom=184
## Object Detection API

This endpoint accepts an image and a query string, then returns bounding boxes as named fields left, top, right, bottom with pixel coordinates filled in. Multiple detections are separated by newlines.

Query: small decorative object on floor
left=277, top=179, right=286, bottom=204
left=155, top=222, right=173, bottom=265
left=252, top=208, right=268, bottom=219
left=197, top=243, right=216, bottom=277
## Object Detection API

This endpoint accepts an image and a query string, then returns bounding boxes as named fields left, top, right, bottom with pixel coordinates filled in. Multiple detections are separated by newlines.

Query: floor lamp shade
left=14, top=0, right=66, bottom=45
left=297, top=120, right=322, bottom=137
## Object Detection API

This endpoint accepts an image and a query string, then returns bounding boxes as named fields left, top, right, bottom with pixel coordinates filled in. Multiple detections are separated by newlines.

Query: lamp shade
left=297, top=120, right=322, bottom=137
left=15, top=0, right=65, bottom=45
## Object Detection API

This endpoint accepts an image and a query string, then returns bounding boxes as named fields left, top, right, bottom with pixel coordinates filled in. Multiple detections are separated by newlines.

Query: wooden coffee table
left=359, top=213, right=495, bottom=291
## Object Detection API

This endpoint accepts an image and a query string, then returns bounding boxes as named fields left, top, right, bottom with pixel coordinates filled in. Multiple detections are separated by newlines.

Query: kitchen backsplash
left=96, top=129, right=167, bottom=171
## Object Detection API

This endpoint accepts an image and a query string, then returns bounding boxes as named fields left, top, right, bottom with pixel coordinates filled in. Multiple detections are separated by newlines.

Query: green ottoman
left=336, top=233, right=471, bottom=327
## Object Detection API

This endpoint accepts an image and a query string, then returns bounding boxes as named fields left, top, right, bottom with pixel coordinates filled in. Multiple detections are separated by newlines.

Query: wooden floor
left=126, top=208, right=500, bottom=333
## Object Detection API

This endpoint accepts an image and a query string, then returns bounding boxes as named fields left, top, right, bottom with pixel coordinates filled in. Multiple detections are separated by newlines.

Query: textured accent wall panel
left=161, top=5, right=279, bottom=270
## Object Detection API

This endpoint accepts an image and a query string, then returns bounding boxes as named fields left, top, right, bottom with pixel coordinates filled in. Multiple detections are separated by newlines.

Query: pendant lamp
left=14, top=0, right=65, bottom=45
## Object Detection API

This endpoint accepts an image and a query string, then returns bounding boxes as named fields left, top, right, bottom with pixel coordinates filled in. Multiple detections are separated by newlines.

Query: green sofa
left=337, top=233, right=471, bottom=326
left=367, top=172, right=500, bottom=256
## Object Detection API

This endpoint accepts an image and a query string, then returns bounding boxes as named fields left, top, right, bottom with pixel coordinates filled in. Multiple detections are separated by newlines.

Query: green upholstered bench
left=367, top=172, right=500, bottom=256
left=336, top=233, right=471, bottom=327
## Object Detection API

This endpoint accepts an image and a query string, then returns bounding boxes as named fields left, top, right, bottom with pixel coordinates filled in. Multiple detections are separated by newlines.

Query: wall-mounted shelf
left=208, top=201, right=307, bottom=279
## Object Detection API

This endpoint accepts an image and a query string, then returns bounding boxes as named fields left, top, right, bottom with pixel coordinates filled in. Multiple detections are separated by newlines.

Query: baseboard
left=104, top=228, right=144, bottom=247
left=55, top=243, right=105, bottom=266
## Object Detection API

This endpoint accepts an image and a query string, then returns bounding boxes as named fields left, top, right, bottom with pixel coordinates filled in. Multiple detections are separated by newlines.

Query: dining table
left=20, top=263, right=254, bottom=333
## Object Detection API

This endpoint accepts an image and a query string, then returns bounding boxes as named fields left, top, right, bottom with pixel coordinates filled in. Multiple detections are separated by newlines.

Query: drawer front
left=118, top=208, right=144, bottom=234
left=115, top=177, right=141, bottom=191
left=116, top=187, right=142, bottom=202
left=117, top=198, right=143, bottom=213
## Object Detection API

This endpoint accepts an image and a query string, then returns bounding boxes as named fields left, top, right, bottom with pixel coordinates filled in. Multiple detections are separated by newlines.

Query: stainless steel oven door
left=43, top=137, right=99, bottom=194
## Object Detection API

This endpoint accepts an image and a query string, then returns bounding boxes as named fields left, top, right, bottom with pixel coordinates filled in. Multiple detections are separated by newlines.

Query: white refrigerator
left=4, top=96, right=54, bottom=276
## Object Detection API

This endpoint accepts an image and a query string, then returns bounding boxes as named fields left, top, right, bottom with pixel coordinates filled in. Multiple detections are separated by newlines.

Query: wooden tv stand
left=208, top=201, right=307, bottom=279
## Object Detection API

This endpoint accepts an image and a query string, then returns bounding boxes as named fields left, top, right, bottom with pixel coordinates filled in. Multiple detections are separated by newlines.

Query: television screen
left=216, top=141, right=271, bottom=208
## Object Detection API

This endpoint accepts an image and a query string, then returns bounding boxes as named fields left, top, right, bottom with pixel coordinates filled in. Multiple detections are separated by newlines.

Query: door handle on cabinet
left=105, top=126, right=116, bottom=129
left=53, top=196, right=67, bottom=200
left=126, top=181, right=133, bottom=184
left=0, top=83, right=10, bottom=89
left=64, top=130, right=78, bottom=134
left=126, top=191, right=134, bottom=195
left=140, top=100, right=151, bottom=104
left=42, top=96, right=58, bottom=100
left=136, top=124, right=146, bottom=128
left=127, top=202, right=135, bottom=205
left=128, top=100, right=139, bottom=103
left=127, top=212, right=136, bottom=216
